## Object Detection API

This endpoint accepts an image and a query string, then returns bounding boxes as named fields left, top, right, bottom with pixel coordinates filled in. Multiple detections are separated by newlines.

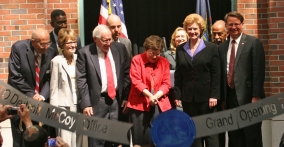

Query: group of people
left=5, top=8, right=265, bottom=147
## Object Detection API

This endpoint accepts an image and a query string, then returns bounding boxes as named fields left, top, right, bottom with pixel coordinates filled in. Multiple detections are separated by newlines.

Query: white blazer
left=50, top=54, right=77, bottom=107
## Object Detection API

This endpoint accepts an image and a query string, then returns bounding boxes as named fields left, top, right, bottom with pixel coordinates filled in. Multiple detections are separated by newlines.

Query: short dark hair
left=224, top=11, right=244, bottom=23
left=51, top=9, right=66, bottom=20
left=143, top=35, right=164, bottom=51
left=23, top=125, right=48, bottom=147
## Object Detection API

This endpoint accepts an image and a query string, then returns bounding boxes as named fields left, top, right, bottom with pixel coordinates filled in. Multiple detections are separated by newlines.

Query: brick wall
left=0, top=0, right=79, bottom=83
left=237, top=0, right=284, bottom=97
left=0, top=0, right=283, bottom=96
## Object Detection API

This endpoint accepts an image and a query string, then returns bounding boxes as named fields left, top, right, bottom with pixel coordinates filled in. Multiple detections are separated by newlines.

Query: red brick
left=54, top=4, right=70, bottom=9
left=46, top=0, right=60, bottom=3
left=3, top=14, right=19, bottom=20
left=238, top=4, right=245, bottom=8
left=278, top=2, right=284, bottom=6
left=0, top=31, right=11, bottom=36
left=0, top=53, right=10, bottom=58
left=269, top=40, right=284, bottom=44
left=246, top=24, right=258, bottom=29
left=36, top=4, right=44, bottom=8
left=28, top=9, right=44, bottom=14
left=21, top=36, right=31, bottom=40
left=20, top=4, right=37, bottom=9
left=9, top=0, right=27, bottom=2
left=37, top=14, right=45, bottom=19
left=20, top=25, right=36, bottom=30
left=11, top=20, right=27, bottom=25
left=0, top=42, right=11, bottom=46
left=0, top=74, right=8, bottom=79
left=28, top=19, right=45, bottom=24
left=4, top=36, right=20, bottom=41
left=269, top=7, right=284, bottom=12
left=0, top=10, right=10, bottom=15
left=238, top=9, right=255, bottom=14
left=62, top=0, right=77, bottom=2
left=278, top=34, right=284, bottom=39
left=245, top=3, right=257, bottom=8
left=4, top=26, right=19, bottom=30
left=3, top=4, right=19, bottom=9
left=269, top=18, right=284, bottom=23
left=1, top=0, right=9, bottom=4
left=12, top=31, right=28, bottom=36
left=20, top=14, right=37, bottom=19
left=27, top=0, right=43, bottom=3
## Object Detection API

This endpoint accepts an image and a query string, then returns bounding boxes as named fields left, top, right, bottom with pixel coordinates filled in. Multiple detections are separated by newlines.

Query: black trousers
left=226, top=86, right=263, bottom=147
left=182, top=100, right=219, bottom=147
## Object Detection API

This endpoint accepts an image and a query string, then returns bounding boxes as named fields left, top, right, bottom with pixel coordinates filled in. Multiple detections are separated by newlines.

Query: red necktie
left=35, top=55, right=40, bottom=93
left=105, top=52, right=116, bottom=99
left=228, top=40, right=236, bottom=88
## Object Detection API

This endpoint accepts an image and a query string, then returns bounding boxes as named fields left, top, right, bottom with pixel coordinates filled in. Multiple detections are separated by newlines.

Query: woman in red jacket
left=127, top=35, right=172, bottom=147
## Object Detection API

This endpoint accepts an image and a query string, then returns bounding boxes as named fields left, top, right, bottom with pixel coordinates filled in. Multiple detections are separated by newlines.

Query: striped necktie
left=35, top=55, right=40, bottom=93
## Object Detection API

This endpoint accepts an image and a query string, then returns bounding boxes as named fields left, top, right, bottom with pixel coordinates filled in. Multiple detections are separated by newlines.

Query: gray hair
left=92, top=25, right=111, bottom=38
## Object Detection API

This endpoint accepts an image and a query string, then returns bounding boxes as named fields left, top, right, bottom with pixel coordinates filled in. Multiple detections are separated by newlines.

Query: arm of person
left=252, top=38, right=265, bottom=100
left=209, top=46, right=221, bottom=108
left=156, top=60, right=171, bottom=98
left=8, top=43, right=34, bottom=97
left=18, top=104, right=33, bottom=128
left=174, top=47, right=183, bottom=107
left=76, top=50, right=93, bottom=116
left=50, top=59, right=59, bottom=107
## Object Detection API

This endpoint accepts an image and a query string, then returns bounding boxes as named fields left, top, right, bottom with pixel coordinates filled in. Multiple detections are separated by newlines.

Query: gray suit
left=118, top=37, right=132, bottom=57
left=163, top=50, right=176, bottom=70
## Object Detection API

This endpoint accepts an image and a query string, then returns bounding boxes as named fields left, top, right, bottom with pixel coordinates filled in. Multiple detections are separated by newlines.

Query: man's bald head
left=211, top=20, right=227, bottom=45
left=106, top=14, right=122, bottom=41
left=31, top=28, right=51, bottom=54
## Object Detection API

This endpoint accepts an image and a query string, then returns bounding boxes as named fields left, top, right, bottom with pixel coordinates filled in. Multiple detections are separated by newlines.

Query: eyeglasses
left=65, top=41, right=77, bottom=46
left=227, top=23, right=242, bottom=27
left=99, top=38, right=112, bottom=44
left=56, top=21, right=68, bottom=26
left=149, top=51, right=161, bottom=57
left=38, top=42, right=52, bottom=47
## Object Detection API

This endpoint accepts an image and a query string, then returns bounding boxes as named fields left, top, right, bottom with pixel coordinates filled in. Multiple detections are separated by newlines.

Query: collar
left=141, top=52, right=158, bottom=67
left=230, top=33, right=243, bottom=44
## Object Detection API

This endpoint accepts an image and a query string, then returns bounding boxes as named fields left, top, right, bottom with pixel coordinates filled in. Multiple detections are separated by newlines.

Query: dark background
left=84, top=0, right=231, bottom=47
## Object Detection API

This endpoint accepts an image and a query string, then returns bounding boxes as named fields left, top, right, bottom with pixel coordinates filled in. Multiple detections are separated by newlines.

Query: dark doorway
left=84, top=0, right=231, bottom=47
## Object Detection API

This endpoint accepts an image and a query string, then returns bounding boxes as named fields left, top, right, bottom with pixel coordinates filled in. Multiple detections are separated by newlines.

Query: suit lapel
left=89, top=43, right=101, bottom=80
left=50, top=32, right=57, bottom=51
left=111, top=46, right=120, bottom=79
left=61, top=55, right=70, bottom=78
left=222, top=40, right=230, bottom=75
left=235, top=34, right=247, bottom=68
left=192, top=49, right=205, bottom=65
left=181, top=48, right=192, bottom=66
left=26, top=43, right=36, bottom=81
left=40, top=53, right=48, bottom=81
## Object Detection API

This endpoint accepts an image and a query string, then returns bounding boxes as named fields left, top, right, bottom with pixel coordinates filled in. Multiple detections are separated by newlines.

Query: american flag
left=98, top=0, right=128, bottom=38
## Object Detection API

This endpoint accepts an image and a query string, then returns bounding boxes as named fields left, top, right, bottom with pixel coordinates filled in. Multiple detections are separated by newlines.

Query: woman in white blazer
left=50, top=29, right=78, bottom=147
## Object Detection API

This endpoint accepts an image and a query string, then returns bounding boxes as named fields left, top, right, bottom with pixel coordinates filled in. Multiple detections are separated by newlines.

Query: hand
left=0, top=105, right=13, bottom=122
left=83, top=107, right=93, bottom=116
left=18, top=104, right=32, bottom=127
left=174, top=100, right=182, bottom=108
left=121, top=100, right=129, bottom=115
left=149, top=95, right=158, bottom=106
left=252, top=97, right=261, bottom=103
left=56, top=136, right=70, bottom=147
left=33, top=93, right=44, bottom=101
left=209, top=98, right=217, bottom=108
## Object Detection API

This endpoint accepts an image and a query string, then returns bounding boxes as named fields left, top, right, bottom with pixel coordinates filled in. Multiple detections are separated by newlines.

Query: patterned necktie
left=35, top=55, right=40, bottom=93
left=228, top=40, right=236, bottom=88
left=105, top=52, right=116, bottom=99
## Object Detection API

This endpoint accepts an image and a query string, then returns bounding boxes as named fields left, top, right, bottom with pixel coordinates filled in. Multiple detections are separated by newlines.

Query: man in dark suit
left=49, top=9, right=82, bottom=54
left=76, top=25, right=130, bottom=147
left=106, top=14, right=132, bottom=57
left=211, top=20, right=228, bottom=147
left=8, top=28, right=58, bottom=147
left=219, top=11, right=265, bottom=147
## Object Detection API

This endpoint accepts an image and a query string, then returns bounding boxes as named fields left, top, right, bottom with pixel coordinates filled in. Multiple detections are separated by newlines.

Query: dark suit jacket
left=49, top=31, right=82, bottom=54
left=118, top=37, right=132, bottom=57
left=76, top=42, right=131, bottom=110
left=8, top=39, right=58, bottom=101
left=218, top=33, right=265, bottom=106
left=174, top=41, right=220, bottom=103
left=163, top=50, right=176, bottom=70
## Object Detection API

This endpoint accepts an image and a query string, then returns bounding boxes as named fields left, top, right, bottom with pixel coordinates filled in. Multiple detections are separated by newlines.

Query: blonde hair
left=170, top=27, right=189, bottom=53
left=183, top=13, right=206, bottom=37
left=57, top=29, right=77, bottom=52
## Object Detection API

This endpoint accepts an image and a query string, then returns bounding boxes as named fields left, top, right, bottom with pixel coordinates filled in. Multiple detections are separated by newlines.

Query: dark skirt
left=129, top=105, right=160, bottom=145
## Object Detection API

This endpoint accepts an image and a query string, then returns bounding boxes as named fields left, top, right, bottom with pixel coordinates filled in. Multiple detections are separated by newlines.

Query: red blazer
left=127, top=53, right=171, bottom=112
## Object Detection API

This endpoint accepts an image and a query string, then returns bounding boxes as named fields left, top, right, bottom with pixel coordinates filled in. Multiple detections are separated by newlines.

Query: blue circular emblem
left=150, top=109, right=196, bottom=147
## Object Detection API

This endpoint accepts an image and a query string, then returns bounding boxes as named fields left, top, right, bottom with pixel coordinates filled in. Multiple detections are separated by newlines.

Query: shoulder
left=78, top=43, right=95, bottom=54
left=119, top=37, right=131, bottom=43
left=204, top=41, right=218, bottom=48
